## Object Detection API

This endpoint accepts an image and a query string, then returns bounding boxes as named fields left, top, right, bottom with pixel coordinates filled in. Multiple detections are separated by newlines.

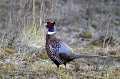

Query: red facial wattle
left=46, top=22, right=52, bottom=29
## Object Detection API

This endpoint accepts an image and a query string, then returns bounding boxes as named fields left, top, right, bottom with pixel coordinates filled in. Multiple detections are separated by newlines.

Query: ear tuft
left=53, top=22, right=55, bottom=25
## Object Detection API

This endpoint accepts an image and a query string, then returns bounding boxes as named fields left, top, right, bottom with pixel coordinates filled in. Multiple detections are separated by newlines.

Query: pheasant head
left=45, top=21, right=56, bottom=35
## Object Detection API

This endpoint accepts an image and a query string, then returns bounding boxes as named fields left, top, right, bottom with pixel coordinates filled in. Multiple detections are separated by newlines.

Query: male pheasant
left=45, top=21, right=99, bottom=68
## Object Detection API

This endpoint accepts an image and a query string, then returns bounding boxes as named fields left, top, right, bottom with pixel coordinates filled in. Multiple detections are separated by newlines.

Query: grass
left=0, top=0, right=120, bottom=79
left=0, top=48, right=120, bottom=79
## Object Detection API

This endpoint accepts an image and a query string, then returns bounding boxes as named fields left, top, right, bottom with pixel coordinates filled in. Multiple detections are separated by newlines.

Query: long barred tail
left=72, top=54, right=107, bottom=59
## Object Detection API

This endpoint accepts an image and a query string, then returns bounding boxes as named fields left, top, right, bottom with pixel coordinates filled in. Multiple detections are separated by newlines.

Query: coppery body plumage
left=45, top=33, right=77, bottom=68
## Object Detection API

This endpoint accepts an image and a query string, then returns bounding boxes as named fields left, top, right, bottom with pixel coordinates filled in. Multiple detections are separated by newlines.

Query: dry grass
left=0, top=49, right=120, bottom=79
left=0, top=0, right=120, bottom=79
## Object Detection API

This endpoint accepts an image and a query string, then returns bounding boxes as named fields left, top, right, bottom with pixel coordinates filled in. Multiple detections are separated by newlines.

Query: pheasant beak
left=44, top=23, right=47, bottom=26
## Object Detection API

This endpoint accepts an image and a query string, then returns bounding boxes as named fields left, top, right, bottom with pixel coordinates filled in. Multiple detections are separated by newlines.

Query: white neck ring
left=47, top=31, right=56, bottom=35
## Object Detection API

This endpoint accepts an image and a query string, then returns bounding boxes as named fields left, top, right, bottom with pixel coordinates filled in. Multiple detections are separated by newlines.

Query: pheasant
left=45, top=21, right=100, bottom=68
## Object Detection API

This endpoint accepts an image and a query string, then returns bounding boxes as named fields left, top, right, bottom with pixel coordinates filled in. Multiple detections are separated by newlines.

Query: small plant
left=22, top=53, right=35, bottom=62
left=36, top=52, right=48, bottom=59
left=1, top=62, right=17, bottom=74
left=4, top=48, right=15, bottom=55
left=81, top=32, right=92, bottom=38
